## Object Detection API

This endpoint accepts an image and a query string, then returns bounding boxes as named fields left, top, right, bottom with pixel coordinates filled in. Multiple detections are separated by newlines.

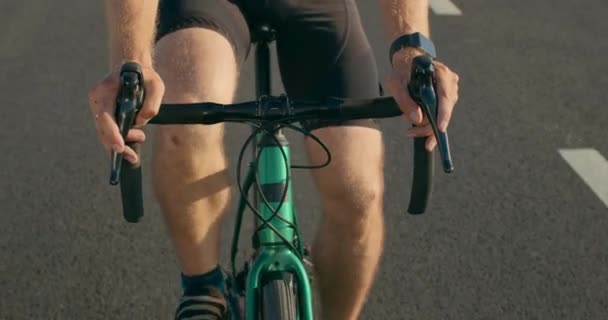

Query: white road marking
left=429, top=0, right=463, bottom=15
left=559, top=148, right=608, bottom=208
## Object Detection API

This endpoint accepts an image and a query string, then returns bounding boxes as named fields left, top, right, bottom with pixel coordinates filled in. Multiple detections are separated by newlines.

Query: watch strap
left=389, top=32, right=437, bottom=64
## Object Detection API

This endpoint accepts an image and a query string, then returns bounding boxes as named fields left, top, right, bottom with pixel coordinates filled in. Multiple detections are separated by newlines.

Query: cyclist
left=89, top=0, right=459, bottom=319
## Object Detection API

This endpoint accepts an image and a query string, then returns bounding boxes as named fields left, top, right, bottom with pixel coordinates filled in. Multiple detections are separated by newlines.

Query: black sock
left=181, top=266, right=226, bottom=295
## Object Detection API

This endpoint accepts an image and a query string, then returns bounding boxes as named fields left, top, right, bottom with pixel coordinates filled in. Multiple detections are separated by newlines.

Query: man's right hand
left=88, top=64, right=165, bottom=164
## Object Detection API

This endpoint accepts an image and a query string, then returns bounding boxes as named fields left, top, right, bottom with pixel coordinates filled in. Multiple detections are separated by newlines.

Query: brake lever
left=109, top=63, right=144, bottom=185
left=407, top=55, right=454, bottom=173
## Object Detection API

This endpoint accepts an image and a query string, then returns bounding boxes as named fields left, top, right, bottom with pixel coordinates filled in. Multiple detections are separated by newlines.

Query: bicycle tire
left=260, top=279, right=297, bottom=320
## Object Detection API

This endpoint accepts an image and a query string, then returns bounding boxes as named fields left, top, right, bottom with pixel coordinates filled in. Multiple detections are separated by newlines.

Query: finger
left=121, top=145, right=139, bottom=165
left=89, top=75, right=124, bottom=151
left=406, top=124, right=433, bottom=138
left=135, top=70, right=165, bottom=127
left=88, top=75, right=118, bottom=115
left=95, top=111, right=124, bottom=153
left=425, top=135, right=437, bottom=152
left=387, top=73, right=422, bottom=124
left=126, top=129, right=146, bottom=143
left=434, top=63, right=459, bottom=132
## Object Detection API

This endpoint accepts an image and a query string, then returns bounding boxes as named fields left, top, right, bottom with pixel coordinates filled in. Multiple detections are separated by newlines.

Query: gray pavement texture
left=1, top=0, right=607, bottom=319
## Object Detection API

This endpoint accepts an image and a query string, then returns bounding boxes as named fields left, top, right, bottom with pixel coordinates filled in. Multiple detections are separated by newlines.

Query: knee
left=320, top=174, right=384, bottom=229
left=325, top=181, right=382, bottom=212
left=156, top=123, right=223, bottom=152
left=152, top=124, right=231, bottom=211
left=153, top=124, right=226, bottom=180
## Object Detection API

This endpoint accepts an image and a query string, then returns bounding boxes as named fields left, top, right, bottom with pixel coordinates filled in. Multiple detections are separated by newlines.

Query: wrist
left=391, top=47, right=425, bottom=68
left=388, top=32, right=436, bottom=67
left=110, top=52, right=153, bottom=72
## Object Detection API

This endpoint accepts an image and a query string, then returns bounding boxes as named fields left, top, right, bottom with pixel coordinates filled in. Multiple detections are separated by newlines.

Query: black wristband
left=389, top=32, right=437, bottom=65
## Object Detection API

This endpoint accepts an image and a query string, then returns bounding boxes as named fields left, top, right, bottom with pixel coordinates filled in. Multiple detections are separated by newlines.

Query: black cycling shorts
left=157, top=0, right=380, bottom=130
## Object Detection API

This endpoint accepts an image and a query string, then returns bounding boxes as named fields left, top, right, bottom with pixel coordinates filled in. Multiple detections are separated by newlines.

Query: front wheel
left=260, top=279, right=297, bottom=320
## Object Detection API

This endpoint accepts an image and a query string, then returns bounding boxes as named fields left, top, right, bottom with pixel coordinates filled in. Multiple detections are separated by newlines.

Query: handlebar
left=109, top=56, right=453, bottom=222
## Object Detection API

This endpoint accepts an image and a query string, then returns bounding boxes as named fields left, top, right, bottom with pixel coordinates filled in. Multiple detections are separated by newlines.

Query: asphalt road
left=1, top=0, right=607, bottom=319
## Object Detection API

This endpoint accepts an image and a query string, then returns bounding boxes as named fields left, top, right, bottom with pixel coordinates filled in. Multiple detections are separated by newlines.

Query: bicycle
left=108, top=23, right=453, bottom=320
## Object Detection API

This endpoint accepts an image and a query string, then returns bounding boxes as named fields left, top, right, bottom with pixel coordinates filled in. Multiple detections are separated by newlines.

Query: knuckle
left=439, top=90, right=450, bottom=100
left=435, top=62, right=448, bottom=71
left=141, top=106, right=159, bottom=118
left=147, top=76, right=160, bottom=90
left=446, top=94, right=458, bottom=106
left=441, top=93, right=455, bottom=104
left=157, top=79, right=166, bottom=93
left=148, top=70, right=164, bottom=87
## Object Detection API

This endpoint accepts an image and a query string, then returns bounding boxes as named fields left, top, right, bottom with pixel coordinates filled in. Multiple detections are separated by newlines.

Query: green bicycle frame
left=229, top=24, right=314, bottom=320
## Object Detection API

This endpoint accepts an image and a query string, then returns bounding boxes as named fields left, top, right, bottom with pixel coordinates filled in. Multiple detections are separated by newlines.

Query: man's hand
left=387, top=49, right=459, bottom=151
left=88, top=65, right=164, bottom=164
